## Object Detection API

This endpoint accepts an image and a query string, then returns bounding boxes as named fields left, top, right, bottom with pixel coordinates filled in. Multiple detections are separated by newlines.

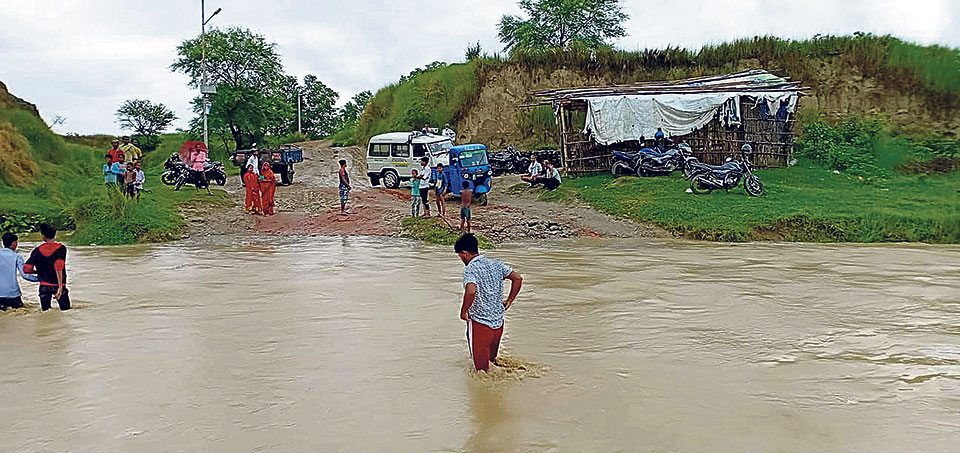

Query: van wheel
left=477, top=193, right=488, bottom=206
left=382, top=170, right=400, bottom=189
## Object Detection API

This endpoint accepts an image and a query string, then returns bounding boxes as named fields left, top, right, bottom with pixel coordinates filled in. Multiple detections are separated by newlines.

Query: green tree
left=115, top=99, right=177, bottom=137
left=337, top=90, right=373, bottom=129
left=171, top=27, right=291, bottom=148
left=497, top=0, right=629, bottom=52
left=300, top=74, right=341, bottom=138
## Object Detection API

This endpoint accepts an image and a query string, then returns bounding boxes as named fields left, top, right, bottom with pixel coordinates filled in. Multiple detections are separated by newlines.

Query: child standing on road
left=460, top=181, right=472, bottom=233
left=411, top=169, right=422, bottom=217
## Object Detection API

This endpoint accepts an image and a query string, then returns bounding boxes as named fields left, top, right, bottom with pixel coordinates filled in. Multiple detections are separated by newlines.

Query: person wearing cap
left=120, top=135, right=142, bottom=162
left=442, top=123, right=456, bottom=143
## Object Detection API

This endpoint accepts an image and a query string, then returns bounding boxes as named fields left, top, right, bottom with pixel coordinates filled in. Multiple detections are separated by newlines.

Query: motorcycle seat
left=701, top=162, right=739, bottom=171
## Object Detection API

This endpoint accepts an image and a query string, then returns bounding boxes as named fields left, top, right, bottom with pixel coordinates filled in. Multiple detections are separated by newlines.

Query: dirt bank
left=185, top=140, right=667, bottom=242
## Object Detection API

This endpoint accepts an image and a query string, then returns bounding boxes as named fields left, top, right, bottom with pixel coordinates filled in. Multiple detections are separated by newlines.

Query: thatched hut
left=530, top=70, right=808, bottom=173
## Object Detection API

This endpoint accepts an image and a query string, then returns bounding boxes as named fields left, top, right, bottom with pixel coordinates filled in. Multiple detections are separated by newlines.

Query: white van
left=366, top=132, right=452, bottom=188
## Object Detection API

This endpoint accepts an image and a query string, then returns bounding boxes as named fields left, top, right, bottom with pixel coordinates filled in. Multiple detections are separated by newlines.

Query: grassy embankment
left=537, top=120, right=960, bottom=243
left=334, top=34, right=960, bottom=149
left=400, top=217, right=494, bottom=248
left=0, top=106, right=233, bottom=245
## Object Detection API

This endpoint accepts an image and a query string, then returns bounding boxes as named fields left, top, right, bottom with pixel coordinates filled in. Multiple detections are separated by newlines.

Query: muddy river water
left=1, top=237, right=958, bottom=451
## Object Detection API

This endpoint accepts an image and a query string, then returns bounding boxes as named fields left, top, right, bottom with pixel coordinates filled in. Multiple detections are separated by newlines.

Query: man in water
left=338, top=159, right=352, bottom=215
left=0, top=233, right=39, bottom=311
left=455, top=233, right=523, bottom=372
left=23, top=224, right=70, bottom=311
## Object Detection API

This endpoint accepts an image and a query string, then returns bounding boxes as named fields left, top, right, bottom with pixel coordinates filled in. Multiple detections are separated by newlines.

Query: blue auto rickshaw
left=438, top=144, right=491, bottom=206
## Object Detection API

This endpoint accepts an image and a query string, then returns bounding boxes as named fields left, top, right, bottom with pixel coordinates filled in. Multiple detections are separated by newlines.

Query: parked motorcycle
left=686, top=145, right=764, bottom=196
left=611, top=142, right=694, bottom=176
left=489, top=146, right=530, bottom=176
left=161, top=153, right=182, bottom=185
left=171, top=161, right=226, bottom=191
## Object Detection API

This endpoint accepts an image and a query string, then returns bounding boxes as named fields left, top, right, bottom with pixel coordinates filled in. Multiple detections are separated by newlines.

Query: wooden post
left=558, top=102, right=569, bottom=172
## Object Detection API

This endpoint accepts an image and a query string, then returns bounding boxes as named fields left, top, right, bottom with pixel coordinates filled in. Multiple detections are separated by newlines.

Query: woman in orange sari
left=259, top=161, right=277, bottom=216
left=243, top=164, right=262, bottom=214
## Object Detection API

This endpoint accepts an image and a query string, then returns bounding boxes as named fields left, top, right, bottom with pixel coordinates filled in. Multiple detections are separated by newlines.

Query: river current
left=1, top=237, right=958, bottom=451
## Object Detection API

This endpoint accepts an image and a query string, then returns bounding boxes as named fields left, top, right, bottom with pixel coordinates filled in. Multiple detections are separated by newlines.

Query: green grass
left=354, top=34, right=959, bottom=152
left=549, top=165, right=960, bottom=243
left=0, top=108, right=233, bottom=245
left=355, top=61, right=482, bottom=146
left=401, top=217, right=494, bottom=248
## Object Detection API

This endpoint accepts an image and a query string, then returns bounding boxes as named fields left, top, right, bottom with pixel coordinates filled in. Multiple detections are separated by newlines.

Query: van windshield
left=459, top=150, right=488, bottom=167
left=428, top=141, right=451, bottom=156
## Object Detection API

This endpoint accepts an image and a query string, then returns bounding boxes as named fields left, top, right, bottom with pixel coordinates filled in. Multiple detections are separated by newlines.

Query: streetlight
left=201, top=1, right=222, bottom=149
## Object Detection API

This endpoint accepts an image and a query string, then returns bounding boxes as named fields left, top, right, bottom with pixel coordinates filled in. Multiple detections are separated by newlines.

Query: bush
left=134, top=134, right=162, bottom=152
left=795, top=118, right=887, bottom=180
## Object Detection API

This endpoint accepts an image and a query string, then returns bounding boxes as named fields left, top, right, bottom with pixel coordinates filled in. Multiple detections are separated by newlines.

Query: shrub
left=795, top=118, right=886, bottom=180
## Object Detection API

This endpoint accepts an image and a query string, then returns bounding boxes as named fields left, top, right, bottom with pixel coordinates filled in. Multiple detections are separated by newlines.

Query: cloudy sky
left=2, top=0, right=958, bottom=135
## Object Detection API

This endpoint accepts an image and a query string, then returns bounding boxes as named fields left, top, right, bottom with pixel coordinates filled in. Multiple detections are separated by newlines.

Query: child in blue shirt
left=410, top=169, right=422, bottom=217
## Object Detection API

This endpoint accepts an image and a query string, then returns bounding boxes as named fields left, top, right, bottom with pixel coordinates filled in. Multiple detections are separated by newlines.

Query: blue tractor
left=437, top=144, right=491, bottom=206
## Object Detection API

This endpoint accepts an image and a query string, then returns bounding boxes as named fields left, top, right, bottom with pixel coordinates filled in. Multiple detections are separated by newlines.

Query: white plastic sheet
left=583, top=92, right=797, bottom=145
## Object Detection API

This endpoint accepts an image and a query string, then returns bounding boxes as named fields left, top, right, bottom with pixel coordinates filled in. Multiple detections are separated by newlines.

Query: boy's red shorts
left=466, top=320, right=503, bottom=372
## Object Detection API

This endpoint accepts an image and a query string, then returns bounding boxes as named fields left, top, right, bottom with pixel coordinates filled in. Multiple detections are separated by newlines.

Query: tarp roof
left=532, top=70, right=807, bottom=102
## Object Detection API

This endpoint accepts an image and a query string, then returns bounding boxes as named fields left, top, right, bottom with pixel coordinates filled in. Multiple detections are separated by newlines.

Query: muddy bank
left=185, top=140, right=667, bottom=243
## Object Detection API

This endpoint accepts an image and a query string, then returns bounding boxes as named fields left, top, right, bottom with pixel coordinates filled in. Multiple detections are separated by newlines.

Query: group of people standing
left=242, top=157, right=277, bottom=216
left=0, top=225, right=70, bottom=312
left=409, top=156, right=473, bottom=233
left=103, top=136, right=145, bottom=200
left=520, top=154, right=562, bottom=191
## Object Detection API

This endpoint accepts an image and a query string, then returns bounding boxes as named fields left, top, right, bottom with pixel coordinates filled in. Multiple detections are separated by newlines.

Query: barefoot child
left=410, top=169, right=422, bottom=217
left=459, top=182, right=472, bottom=233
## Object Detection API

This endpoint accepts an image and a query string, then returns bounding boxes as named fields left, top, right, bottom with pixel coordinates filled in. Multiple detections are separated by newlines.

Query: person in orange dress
left=259, top=161, right=277, bottom=216
left=243, top=164, right=262, bottom=214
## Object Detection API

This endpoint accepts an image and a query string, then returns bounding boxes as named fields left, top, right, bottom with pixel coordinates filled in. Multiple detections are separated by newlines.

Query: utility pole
left=297, top=90, right=302, bottom=134
left=200, top=0, right=221, bottom=149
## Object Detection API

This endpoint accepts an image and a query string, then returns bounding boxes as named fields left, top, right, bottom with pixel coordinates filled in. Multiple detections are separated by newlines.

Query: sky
left=1, top=0, right=958, bottom=135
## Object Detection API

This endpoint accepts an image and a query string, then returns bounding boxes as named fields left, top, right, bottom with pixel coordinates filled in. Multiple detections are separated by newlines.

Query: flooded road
left=1, top=237, right=959, bottom=451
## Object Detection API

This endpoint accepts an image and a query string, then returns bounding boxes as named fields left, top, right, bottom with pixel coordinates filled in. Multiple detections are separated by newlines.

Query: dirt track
left=183, top=140, right=668, bottom=242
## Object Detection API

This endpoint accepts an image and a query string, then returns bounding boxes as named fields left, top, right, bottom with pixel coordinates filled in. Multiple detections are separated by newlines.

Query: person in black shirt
left=23, top=224, right=70, bottom=311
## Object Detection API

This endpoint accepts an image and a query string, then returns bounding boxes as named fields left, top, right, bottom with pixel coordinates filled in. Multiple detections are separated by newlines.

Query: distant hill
left=353, top=35, right=960, bottom=148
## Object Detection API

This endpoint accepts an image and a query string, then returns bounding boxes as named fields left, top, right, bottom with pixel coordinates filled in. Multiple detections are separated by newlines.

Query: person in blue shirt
left=433, top=162, right=449, bottom=218
left=0, top=233, right=39, bottom=310
left=103, top=154, right=121, bottom=185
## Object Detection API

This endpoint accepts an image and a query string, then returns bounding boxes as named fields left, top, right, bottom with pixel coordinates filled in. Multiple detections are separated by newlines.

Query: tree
left=497, top=0, right=629, bottom=52
left=337, top=91, right=373, bottom=129
left=171, top=27, right=291, bottom=148
left=300, top=74, right=340, bottom=138
left=116, top=99, right=177, bottom=136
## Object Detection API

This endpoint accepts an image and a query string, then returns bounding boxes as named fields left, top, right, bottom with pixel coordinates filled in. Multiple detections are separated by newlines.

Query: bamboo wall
left=558, top=95, right=796, bottom=173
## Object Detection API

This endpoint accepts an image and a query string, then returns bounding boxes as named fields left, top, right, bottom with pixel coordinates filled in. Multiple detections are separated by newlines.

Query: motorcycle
left=686, top=147, right=764, bottom=197
left=173, top=161, right=227, bottom=191
left=489, top=146, right=530, bottom=176
left=161, top=153, right=182, bottom=185
left=611, top=142, right=694, bottom=177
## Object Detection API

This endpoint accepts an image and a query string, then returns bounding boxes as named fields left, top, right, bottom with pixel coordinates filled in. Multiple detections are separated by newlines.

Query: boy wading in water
left=23, top=224, right=70, bottom=311
left=460, top=182, right=472, bottom=233
left=456, top=233, right=523, bottom=372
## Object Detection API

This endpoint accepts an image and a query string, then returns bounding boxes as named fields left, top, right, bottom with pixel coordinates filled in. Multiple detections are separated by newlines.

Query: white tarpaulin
left=583, top=91, right=798, bottom=145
